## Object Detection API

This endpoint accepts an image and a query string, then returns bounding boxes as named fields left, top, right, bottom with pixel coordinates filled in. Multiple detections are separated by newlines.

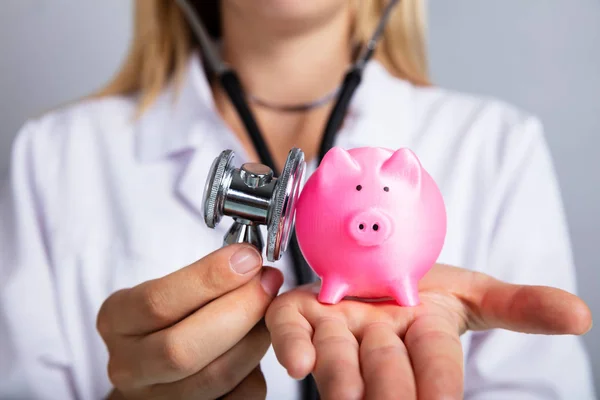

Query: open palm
left=265, top=264, right=592, bottom=400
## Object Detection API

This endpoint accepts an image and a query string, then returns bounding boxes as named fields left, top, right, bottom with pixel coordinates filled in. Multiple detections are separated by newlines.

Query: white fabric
left=0, top=54, right=596, bottom=400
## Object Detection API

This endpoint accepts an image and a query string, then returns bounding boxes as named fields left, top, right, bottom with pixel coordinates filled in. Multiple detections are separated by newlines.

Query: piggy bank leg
left=318, top=279, right=349, bottom=305
left=390, top=277, right=420, bottom=307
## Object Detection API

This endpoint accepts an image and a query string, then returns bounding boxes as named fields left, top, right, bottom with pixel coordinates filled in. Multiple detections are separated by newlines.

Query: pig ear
left=316, top=147, right=360, bottom=186
left=381, top=148, right=422, bottom=188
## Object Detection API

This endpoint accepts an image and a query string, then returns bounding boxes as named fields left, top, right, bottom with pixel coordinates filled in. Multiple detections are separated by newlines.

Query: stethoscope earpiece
left=203, top=148, right=306, bottom=262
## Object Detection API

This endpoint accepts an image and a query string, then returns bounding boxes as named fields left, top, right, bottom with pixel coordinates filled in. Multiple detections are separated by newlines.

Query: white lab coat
left=0, top=54, right=596, bottom=400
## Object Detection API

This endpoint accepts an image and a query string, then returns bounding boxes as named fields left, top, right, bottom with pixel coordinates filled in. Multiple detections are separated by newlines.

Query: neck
left=219, top=6, right=354, bottom=106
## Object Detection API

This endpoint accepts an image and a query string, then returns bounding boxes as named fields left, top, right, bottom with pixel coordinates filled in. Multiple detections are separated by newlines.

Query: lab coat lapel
left=135, top=53, right=416, bottom=220
left=134, top=52, right=218, bottom=163
left=134, top=52, right=248, bottom=220
left=174, top=120, right=247, bottom=221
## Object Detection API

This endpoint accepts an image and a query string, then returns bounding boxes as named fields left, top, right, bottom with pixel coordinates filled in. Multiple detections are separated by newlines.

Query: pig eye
left=384, top=186, right=390, bottom=192
left=356, top=185, right=363, bottom=191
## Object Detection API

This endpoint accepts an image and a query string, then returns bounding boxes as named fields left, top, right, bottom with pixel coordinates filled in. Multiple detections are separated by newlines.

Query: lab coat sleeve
left=464, top=116, right=596, bottom=399
left=0, top=123, right=76, bottom=399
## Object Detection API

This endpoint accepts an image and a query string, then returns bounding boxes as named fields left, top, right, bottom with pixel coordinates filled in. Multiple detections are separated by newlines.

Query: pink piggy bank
left=294, top=147, right=446, bottom=306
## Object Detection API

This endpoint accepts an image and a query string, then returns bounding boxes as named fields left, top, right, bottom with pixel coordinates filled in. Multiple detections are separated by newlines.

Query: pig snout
left=347, top=208, right=393, bottom=247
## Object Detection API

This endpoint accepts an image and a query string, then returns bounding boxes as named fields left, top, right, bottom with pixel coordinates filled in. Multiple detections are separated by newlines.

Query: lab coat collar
left=135, top=53, right=219, bottom=163
left=134, top=51, right=415, bottom=223
left=134, top=51, right=415, bottom=164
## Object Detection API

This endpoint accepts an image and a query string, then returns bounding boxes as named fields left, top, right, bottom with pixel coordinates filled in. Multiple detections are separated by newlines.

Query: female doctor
left=0, top=0, right=596, bottom=399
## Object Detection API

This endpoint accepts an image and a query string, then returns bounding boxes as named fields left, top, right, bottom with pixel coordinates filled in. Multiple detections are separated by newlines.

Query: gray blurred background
left=1, top=0, right=598, bottom=391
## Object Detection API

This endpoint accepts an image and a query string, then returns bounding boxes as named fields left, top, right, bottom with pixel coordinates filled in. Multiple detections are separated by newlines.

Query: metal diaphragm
left=202, top=148, right=306, bottom=262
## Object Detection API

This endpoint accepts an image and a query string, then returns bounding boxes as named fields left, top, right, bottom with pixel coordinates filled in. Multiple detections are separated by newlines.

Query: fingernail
left=230, top=247, right=262, bottom=275
left=260, top=269, right=283, bottom=297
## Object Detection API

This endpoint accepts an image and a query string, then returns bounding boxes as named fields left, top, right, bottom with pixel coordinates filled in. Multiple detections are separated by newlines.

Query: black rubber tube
left=318, top=68, right=362, bottom=163
left=220, top=69, right=319, bottom=400
left=219, top=70, right=277, bottom=171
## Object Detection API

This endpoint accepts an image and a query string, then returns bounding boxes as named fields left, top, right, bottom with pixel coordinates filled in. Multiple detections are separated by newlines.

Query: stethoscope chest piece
left=203, top=148, right=306, bottom=262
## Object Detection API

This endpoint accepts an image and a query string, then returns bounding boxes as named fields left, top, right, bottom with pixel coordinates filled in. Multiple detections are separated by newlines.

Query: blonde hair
left=97, top=0, right=430, bottom=113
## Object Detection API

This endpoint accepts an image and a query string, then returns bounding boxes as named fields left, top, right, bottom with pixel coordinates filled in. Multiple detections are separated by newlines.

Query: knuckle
left=406, top=327, right=462, bottom=355
left=315, top=315, right=346, bottom=328
left=233, top=296, right=265, bottom=325
left=250, top=368, right=267, bottom=398
left=264, top=302, right=294, bottom=328
left=314, top=333, right=358, bottom=351
left=360, top=320, right=394, bottom=340
left=107, top=358, right=134, bottom=390
left=252, top=323, right=272, bottom=347
left=412, top=313, right=458, bottom=332
left=363, top=320, right=393, bottom=333
left=364, top=344, right=406, bottom=364
left=140, top=283, right=171, bottom=324
left=202, top=260, right=227, bottom=291
left=276, top=325, right=310, bottom=346
left=410, top=328, right=448, bottom=345
left=203, top=360, right=242, bottom=393
left=328, top=357, right=356, bottom=372
left=96, top=305, right=111, bottom=337
left=96, top=291, right=124, bottom=336
left=159, top=330, right=198, bottom=375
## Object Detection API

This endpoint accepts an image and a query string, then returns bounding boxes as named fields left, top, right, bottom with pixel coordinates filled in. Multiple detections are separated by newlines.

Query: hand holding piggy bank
left=294, top=147, right=446, bottom=306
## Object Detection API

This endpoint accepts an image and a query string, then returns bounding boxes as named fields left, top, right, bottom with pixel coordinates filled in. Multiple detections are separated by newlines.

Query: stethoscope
left=175, top=1, right=400, bottom=399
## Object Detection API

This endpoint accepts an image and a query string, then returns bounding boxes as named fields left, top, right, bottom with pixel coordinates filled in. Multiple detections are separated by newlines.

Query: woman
left=0, top=1, right=595, bottom=399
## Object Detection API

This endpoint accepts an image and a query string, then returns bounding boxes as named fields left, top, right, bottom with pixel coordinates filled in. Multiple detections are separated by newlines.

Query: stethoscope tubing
left=176, top=0, right=399, bottom=172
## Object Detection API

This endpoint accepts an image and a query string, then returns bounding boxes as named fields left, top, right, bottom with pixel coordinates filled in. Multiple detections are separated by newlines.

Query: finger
left=108, top=268, right=283, bottom=387
left=221, top=366, right=267, bottom=400
left=472, top=282, right=593, bottom=335
left=150, top=321, right=270, bottom=399
left=404, top=314, right=463, bottom=400
left=312, top=317, right=363, bottom=400
left=420, top=265, right=593, bottom=335
left=360, top=323, right=415, bottom=400
left=98, top=244, right=264, bottom=336
left=265, top=298, right=315, bottom=379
